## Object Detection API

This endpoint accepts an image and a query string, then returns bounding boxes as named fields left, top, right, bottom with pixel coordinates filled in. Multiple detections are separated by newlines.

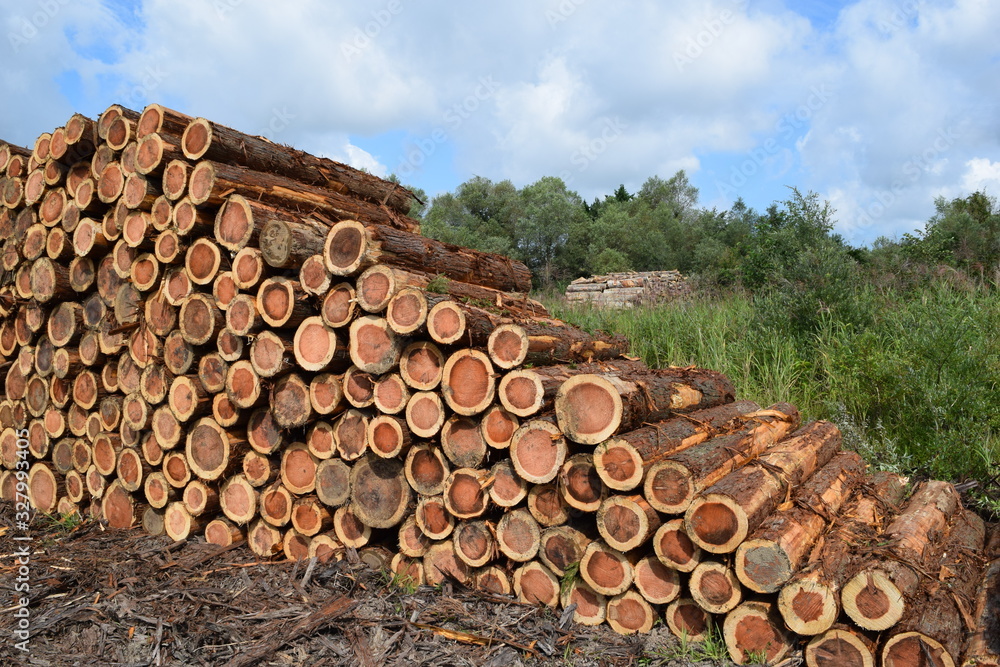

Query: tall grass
left=547, top=283, right=1000, bottom=514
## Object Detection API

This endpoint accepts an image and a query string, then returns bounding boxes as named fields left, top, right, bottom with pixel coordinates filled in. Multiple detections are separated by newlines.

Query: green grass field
left=544, top=283, right=1000, bottom=517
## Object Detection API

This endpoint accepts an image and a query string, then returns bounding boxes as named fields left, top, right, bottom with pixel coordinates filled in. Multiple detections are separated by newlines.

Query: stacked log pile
left=565, top=270, right=690, bottom=308
left=0, top=104, right=996, bottom=667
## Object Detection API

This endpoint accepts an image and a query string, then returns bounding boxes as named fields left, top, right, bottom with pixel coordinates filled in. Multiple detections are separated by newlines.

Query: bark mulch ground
left=0, top=502, right=749, bottom=666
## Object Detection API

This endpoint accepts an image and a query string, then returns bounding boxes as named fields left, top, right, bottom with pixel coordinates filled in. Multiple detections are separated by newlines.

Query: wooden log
left=685, top=420, right=842, bottom=554
left=172, top=197, right=214, bottom=237
left=280, top=442, right=318, bottom=495
left=654, top=518, right=702, bottom=573
left=219, top=474, right=258, bottom=525
left=103, top=479, right=143, bottom=529
left=197, top=352, right=229, bottom=394
left=440, top=415, right=487, bottom=469
left=579, top=540, right=635, bottom=596
left=293, top=316, right=347, bottom=372
left=594, top=400, right=761, bottom=492
left=349, top=454, right=411, bottom=529
left=212, top=272, right=238, bottom=312
left=386, top=286, right=444, bottom=334
left=260, top=217, right=327, bottom=269
left=161, top=159, right=188, bottom=201
left=179, top=293, right=224, bottom=346
left=405, top=391, right=445, bottom=439
left=225, top=360, right=264, bottom=410
left=154, top=229, right=184, bottom=265
left=691, top=560, right=743, bottom=614
left=538, top=525, right=589, bottom=576
left=560, top=580, right=607, bottom=627
left=211, top=194, right=276, bottom=250
left=185, top=417, right=247, bottom=482
left=665, top=598, right=713, bottom=642
left=257, top=277, right=310, bottom=328
left=182, top=479, right=220, bottom=516
left=423, top=540, right=471, bottom=586
left=138, top=104, right=192, bottom=139
left=514, top=561, right=560, bottom=608
left=452, top=520, right=496, bottom=568
left=606, top=590, right=656, bottom=635
left=488, top=319, right=626, bottom=370
left=415, top=494, right=454, bottom=540
left=558, top=453, right=606, bottom=512
left=151, top=195, right=174, bottom=231
left=270, top=373, right=313, bottom=429
left=333, top=505, right=371, bottom=548
left=283, top=528, right=312, bottom=561
left=366, top=415, right=410, bottom=459
left=397, top=516, right=431, bottom=558
left=527, top=483, right=570, bottom=527
left=143, top=470, right=176, bottom=510
left=259, top=482, right=293, bottom=527
left=27, top=462, right=60, bottom=514
left=480, top=404, right=518, bottom=449
left=248, top=518, right=283, bottom=557
left=509, top=419, right=567, bottom=484
left=880, top=509, right=986, bottom=667
left=735, top=450, right=866, bottom=594
left=205, top=518, right=245, bottom=547
left=398, top=341, right=444, bottom=391
left=320, top=281, right=357, bottom=328
left=443, top=468, right=489, bottom=520
left=184, top=237, right=223, bottom=285
left=342, top=366, right=376, bottom=409
left=403, top=444, right=450, bottom=496
left=299, top=254, right=331, bottom=296
left=226, top=294, right=262, bottom=337
left=116, top=446, right=150, bottom=493
left=372, top=373, right=409, bottom=415
left=242, top=450, right=276, bottom=488
left=596, top=494, right=662, bottom=552
left=348, top=316, right=401, bottom=374
left=324, top=219, right=531, bottom=292
left=723, top=600, right=793, bottom=666
left=474, top=566, right=513, bottom=596
left=804, top=626, right=877, bottom=667
left=496, top=508, right=541, bottom=563
left=332, top=409, right=368, bottom=461
left=180, top=119, right=416, bottom=215
left=215, top=328, right=244, bottom=364
left=426, top=299, right=495, bottom=347
left=306, top=420, right=337, bottom=460
left=498, top=359, right=649, bottom=419
left=135, top=133, right=184, bottom=176
left=633, top=554, right=682, bottom=605
left=246, top=408, right=283, bottom=455
left=309, top=373, right=345, bottom=417
left=290, top=495, right=333, bottom=537
left=841, top=480, right=961, bottom=631
left=962, top=557, right=1000, bottom=667
left=555, top=366, right=736, bottom=445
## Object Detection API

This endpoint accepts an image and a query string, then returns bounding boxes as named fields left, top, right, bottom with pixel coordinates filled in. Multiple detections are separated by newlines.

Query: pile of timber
left=565, top=270, right=690, bottom=308
left=0, top=104, right=997, bottom=667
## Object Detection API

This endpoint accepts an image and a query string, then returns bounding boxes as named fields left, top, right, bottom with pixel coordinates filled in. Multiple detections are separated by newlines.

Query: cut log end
left=555, top=374, right=623, bottom=445
left=654, top=518, right=702, bottom=573
left=723, top=601, right=793, bottom=666
left=606, top=590, right=656, bottom=635
left=685, top=494, right=748, bottom=554
left=805, top=628, right=876, bottom=667
left=488, top=324, right=528, bottom=369
left=690, top=560, right=743, bottom=615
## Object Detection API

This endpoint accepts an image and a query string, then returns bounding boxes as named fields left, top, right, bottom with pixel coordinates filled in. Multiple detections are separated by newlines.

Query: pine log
left=309, top=373, right=345, bottom=417
left=258, top=482, right=293, bottom=527
left=320, top=282, right=357, bottom=328
left=524, top=483, right=568, bottom=528
left=332, top=505, right=371, bottom=548
left=735, top=450, right=866, bottom=594
left=27, top=462, right=60, bottom=514
left=397, top=516, right=431, bottom=558
left=324, top=219, right=532, bottom=292
left=398, top=341, right=444, bottom=391
left=558, top=453, right=606, bottom=512
left=185, top=237, right=223, bottom=285
left=440, top=415, right=487, bottom=468
left=290, top=495, right=333, bottom=537
left=691, top=560, right=743, bottom=614
left=342, top=366, right=376, bottom=409
left=842, top=480, right=961, bottom=631
left=487, top=319, right=626, bottom=370
left=443, top=468, right=489, bottom=520
left=314, top=458, right=351, bottom=507
left=498, top=359, right=649, bottom=419
left=580, top=540, right=638, bottom=597
left=280, top=442, right=319, bottom=495
left=102, top=479, right=143, bottom=529
left=488, top=459, right=527, bottom=508
left=555, top=366, right=736, bottom=444
left=247, top=519, right=282, bottom=557
left=270, top=373, right=313, bottom=429
left=804, top=626, right=876, bottom=667
left=182, top=479, right=220, bottom=516
left=333, top=409, right=368, bottom=460
left=405, top=391, right=445, bottom=439
left=349, top=453, right=411, bottom=529
left=475, top=566, right=513, bottom=597
left=180, top=117, right=415, bottom=215
left=962, top=557, right=1000, bottom=667
left=205, top=518, right=245, bottom=547
left=597, top=494, right=662, bottom=552
left=653, top=518, right=703, bottom=573
left=299, top=254, right=331, bottom=296
left=372, top=374, right=409, bottom=415
left=880, top=509, right=986, bottom=667
left=538, top=525, right=590, bottom=576
left=414, top=494, right=454, bottom=540
left=248, top=332, right=294, bottom=382
left=309, top=533, right=346, bottom=564
left=423, top=540, right=471, bottom=586
left=480, top=404, right=519, bottom=449
left=665, top=598, right=713, bottom=642
left=594, top=399, right=760, bottom=491
left=185, top=417, right=247, bottom=482
left=561, top=580, right=607, bottom=627
left=633, top=554, right=682, bottom=605
left=366, top=414, right=410, bottom=459
left=509, top=419, right=567, bottom=484
left=514, top=561, right=560, bottom=608
left=138, top=104, right=192, bottom=139
left=347, top=315, right=401, bottom=375
left=685, top=420, right=841, bottom=554
left=385, top=286, right=447, bottom=334
left=723, top=600, right=793, bottom=666
left=452, top=520, right=497, bottom=568
left=496, top=508, right=541, bottom=563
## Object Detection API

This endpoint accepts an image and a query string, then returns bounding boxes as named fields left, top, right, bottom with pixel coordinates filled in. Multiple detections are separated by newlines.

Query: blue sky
left=2, top=0, right=998, bottom=245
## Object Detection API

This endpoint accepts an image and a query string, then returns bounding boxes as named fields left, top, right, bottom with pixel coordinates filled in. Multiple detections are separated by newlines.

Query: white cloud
left=961, top=158, right=1000, bottom=195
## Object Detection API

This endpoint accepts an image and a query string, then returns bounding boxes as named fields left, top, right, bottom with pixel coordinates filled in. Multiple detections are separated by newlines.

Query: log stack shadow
left=1, top=104, right=997, bottom=667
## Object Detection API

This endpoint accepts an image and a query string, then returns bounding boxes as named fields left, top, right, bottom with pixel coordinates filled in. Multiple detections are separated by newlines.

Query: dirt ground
left=0, top=502, right=756, bottom=667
